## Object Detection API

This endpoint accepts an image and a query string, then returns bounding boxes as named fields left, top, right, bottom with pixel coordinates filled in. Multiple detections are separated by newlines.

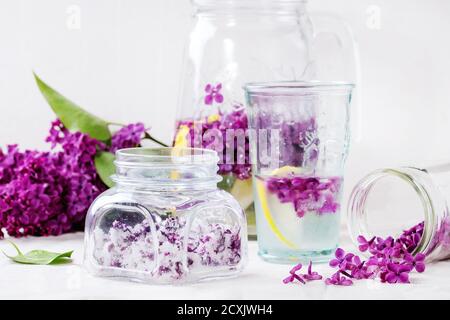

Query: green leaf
left=33, top=73, right=111, bottom=142
left=95, top=151, right=116, bottom=188
left=3, top=241, right=73, bottom=265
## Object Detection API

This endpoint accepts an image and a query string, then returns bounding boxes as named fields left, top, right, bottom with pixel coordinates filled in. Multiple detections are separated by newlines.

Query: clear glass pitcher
left=244, top=81, right=354, bottom=264
left=174, top=0, right=358, bottom=238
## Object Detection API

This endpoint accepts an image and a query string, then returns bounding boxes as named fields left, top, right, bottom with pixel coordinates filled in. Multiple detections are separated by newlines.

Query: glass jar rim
left=243, top=81, right=354, bottom=95
left=115, top=147, right=219, bottom=167
left=112, top=147, right=222, bottom=190
left=193, top=0, right=308, bottom=8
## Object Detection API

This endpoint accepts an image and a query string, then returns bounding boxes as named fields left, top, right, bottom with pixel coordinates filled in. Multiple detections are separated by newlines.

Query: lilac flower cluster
left=283, top=221, right=426, bottom=286
left=93, top=216, right=242, bottom=282
left=0, top=120, right=145, bottom=238
left=278, top=118, right=319, bottom=168
left=265, top=175, right=342, bottom=218
left=110, top=123, right=146, bottom=153
left=175, top=105, right=251, bottom=180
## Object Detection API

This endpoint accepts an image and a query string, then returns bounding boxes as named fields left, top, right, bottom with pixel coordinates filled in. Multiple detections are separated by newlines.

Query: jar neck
left=112, top=147, right=222, bottom=192
left=347, top=167, right=448, bottom=259
left=113, top=179, right=220, bottom=193
left=193, top=0, right=308, bottom=16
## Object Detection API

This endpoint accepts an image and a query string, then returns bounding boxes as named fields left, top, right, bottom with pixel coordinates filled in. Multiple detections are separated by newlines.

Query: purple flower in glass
left=204, top=83, right=224, bottom=105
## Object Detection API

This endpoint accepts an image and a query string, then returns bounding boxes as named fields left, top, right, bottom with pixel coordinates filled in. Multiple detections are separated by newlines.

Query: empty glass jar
left=83, top=147, right=247, bottom=284
left=244, top=81, right=354, bottom=263
left=348, top=164, right=450, bottom=262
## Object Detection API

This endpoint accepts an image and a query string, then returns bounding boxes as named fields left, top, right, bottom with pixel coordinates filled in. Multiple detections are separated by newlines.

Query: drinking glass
left=244, top=81, right=354, bottom=263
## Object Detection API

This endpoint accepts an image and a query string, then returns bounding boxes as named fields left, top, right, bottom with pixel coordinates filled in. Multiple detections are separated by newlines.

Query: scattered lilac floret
left=325, top=271, right=353, bottom=286
left=357, top=235, right=376, bottom=252
left=303, top=261, right=323, bottom=281
left=329, top=248, right=354, bottom=270
left=404, top=253, right=426, bottom=273
left=284, top=221, right=427, bottom=287
left=381, top=263, right=413, bottom=284
left=282, top=261, right=322, bottom=285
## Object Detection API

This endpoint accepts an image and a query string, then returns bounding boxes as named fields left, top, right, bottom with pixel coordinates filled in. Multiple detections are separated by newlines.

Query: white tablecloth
left=0, top=231, right=449, bottom=300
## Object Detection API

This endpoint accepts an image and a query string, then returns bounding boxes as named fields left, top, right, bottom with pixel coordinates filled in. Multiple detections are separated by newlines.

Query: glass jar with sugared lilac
left=244, top=81, right=354, bottom=264
left=83, top=147, right=247, bottom=284
left=347, top=165, right=450, bottom=263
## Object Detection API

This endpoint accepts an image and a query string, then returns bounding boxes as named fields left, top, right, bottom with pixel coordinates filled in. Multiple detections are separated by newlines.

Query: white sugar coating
left=93, top=216, right=242, bottom=282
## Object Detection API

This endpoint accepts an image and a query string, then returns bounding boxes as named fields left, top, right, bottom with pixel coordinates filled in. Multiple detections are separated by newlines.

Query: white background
left=1, top=0, right=450, bottom=206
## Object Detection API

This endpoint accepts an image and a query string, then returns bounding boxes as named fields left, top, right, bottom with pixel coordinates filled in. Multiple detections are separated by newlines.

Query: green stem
left=144, top=132, right=169, bottom=147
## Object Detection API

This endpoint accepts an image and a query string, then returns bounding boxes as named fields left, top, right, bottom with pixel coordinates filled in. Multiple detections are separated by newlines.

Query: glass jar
left=244, top=81, right=354, bottom=263
left=347, top=165, right=450, bottom=262
left=83, top=147, right=247, bottom=284
left=174, top=0, right=358, bottom=238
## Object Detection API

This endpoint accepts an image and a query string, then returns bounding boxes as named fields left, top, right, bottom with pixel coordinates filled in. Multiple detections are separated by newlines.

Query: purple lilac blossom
left=325, top=271, right=353, bottom=286
left=0, top=119, right=145, bottom=238
left=265, top=175, right=342, bottom=218
left=204, top=83, right=224, bottom=105
left=282, top=261, right=323, bottom=284
left=93, top=216, right=242, bottom=281
left=255, top=113, right=319, bottom=169
left=175, top=105, right=251, bottom=180
left=284, top=221, right=427, bottom=287
left=110, top=122, right=146, bottom=153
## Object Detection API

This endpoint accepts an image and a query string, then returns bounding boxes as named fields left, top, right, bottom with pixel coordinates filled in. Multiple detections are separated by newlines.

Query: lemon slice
left=173, top=125, right=190, bottom=148
left=270, top=165, right=303, bottom=177
left=171, top=125, right=192, bottom=179
left=207, top=114, right=221, bottom=123
left=255, top=178, right=298, bottom=249
left=230, top=178, right=253, bottom=210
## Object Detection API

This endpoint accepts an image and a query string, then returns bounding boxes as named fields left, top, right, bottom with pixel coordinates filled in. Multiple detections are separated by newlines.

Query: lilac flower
left=404, top=253, right=426, bottom=273
left=329, top=248, right=354, bottom=270
left=283, top=222, right=427, bottom=287
left=283, top=273, right=306, bottom=284
left=204, top=83, right=224, bottom=105
left=110, top=122, right=146, bottom=152
left=289, top=263, right=302, bottom=274
left=302, top=261, right=323, bottom=281
left=357, top=235, right=376, bottom=252
left=381, top=263, right=413, bottom=284
left=325, top=271, right=353, bottom=286
left=283, top=263, right=306, bottom=284
left=266, top=175, right=342, bottom=219
left=175, top=105, right=251, bottom=180
left=0, top=119, right=149, bottom=238
left=282, top=262, right=323, bottom=284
